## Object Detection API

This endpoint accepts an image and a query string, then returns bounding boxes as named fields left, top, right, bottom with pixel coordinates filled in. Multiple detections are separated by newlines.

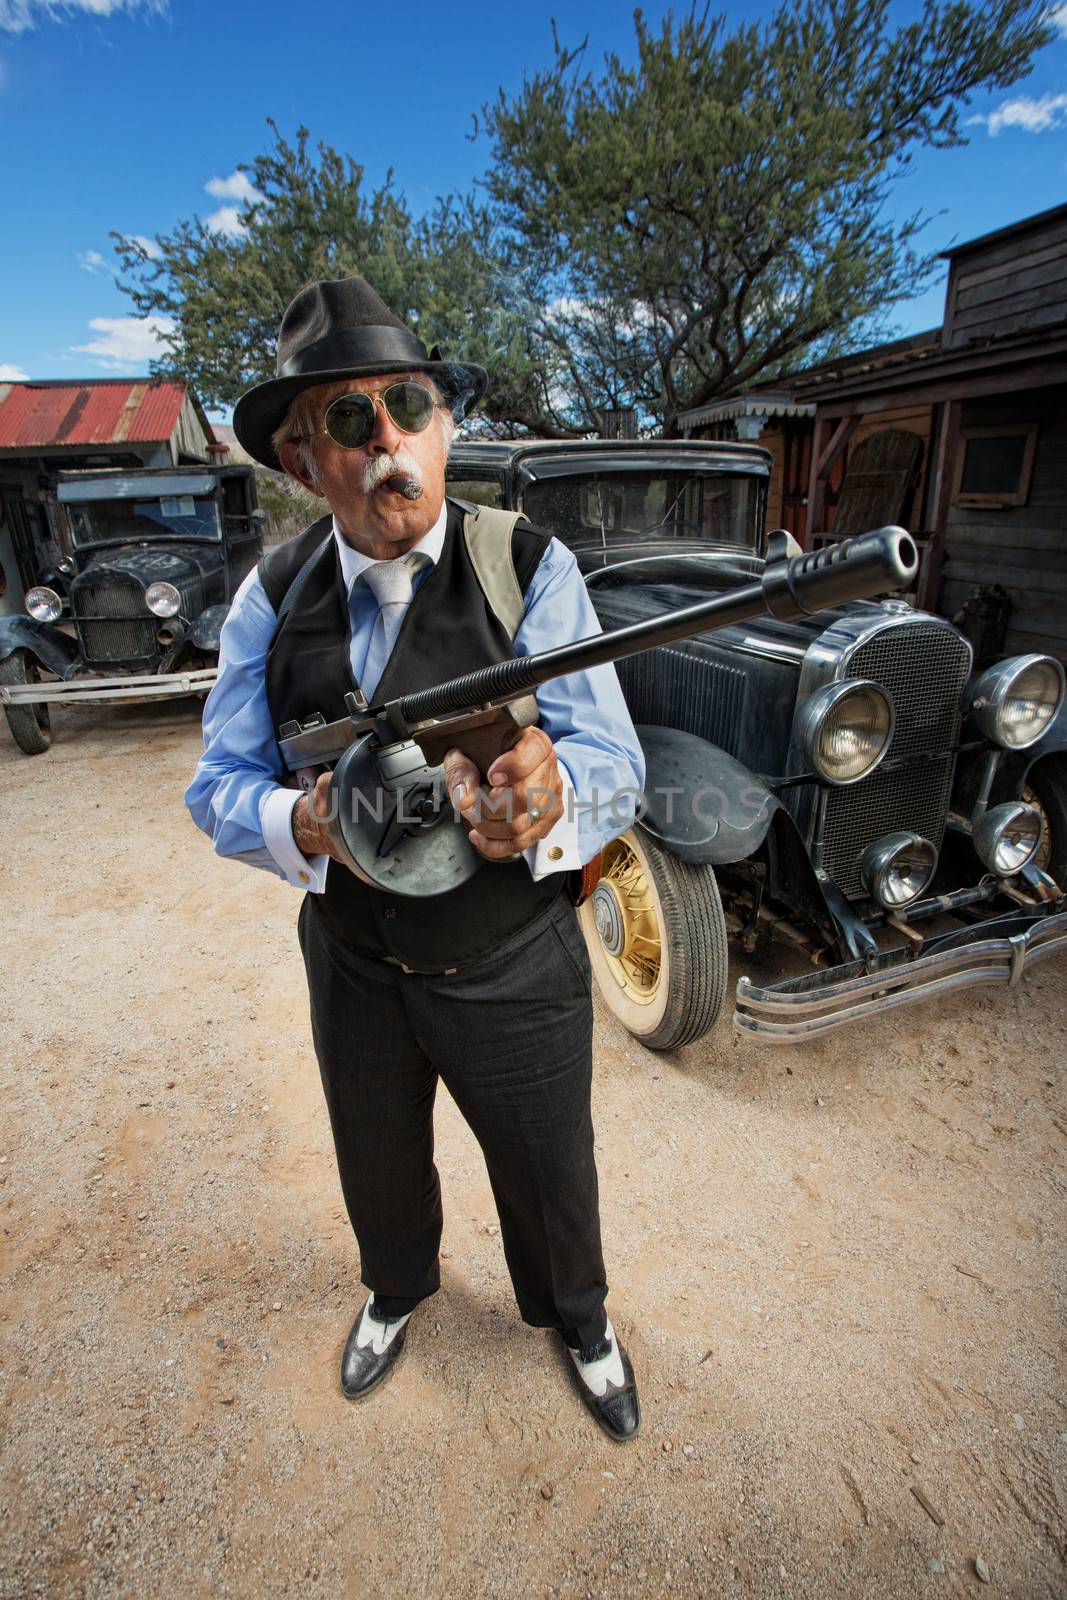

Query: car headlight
left=26, top=586, right=63, bottom=623
left=798, top=680, right=894, bottom=784
left=972, top=801, right=1042, bottom=876
left=145, top=581, right=181, bottom=619
left=861, top=832, right=938, bottom=909
left=970, top=655, right=1064, bottom=749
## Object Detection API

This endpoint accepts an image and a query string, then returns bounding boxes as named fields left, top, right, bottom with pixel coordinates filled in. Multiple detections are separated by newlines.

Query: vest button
left=382, top=907, right=398, bottom=920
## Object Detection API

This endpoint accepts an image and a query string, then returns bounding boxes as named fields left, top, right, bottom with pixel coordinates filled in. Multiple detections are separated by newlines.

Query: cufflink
left=547, top=847, right=563, bottom=861
left=298, top=869, right=310, bottom=884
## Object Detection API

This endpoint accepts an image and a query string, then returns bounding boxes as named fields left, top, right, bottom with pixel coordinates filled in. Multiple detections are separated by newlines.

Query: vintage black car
left=447, top=439, right=1067, bottom=1046
left=0, top=464, right=263, bottom=755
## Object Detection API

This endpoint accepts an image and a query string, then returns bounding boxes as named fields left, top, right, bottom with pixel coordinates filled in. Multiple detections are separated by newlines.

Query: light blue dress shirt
left=184, top=502, right=646, bottom=889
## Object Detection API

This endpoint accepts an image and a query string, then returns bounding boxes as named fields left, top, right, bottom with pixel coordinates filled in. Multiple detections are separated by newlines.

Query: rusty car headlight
left=861, top=832, right=938, bottom=908
left=145, top=581, right=181, bottom=619
left=26, top=585, right=63, bottom=623
left=970, top=655, right=1064, bottom=749
left=798, top=680, right=894, bottom=784
left=973, top=801, right=1042, bottom=875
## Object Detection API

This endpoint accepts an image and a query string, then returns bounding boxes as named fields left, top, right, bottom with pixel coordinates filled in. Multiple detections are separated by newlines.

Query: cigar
left=386, top=473, right=423, bottom=501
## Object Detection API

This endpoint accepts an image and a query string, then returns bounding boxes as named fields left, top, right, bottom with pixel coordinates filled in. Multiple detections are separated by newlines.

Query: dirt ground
left=0, top=699, right=1064, bottom=1600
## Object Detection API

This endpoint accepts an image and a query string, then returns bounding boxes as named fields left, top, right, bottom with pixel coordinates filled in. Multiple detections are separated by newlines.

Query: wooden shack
left=680, top=204, right=1067, bottom=664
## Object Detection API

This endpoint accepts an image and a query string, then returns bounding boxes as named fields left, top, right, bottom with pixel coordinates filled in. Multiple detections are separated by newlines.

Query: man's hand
left=292, top=772, right=346, bottom=863
left=442, top=726, right=564, bottom=861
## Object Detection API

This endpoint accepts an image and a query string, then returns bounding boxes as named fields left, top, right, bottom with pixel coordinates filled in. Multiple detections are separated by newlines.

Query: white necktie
left=360, top=553, right=426, bottom=699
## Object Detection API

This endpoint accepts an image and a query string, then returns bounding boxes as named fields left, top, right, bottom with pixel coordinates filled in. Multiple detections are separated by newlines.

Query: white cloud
left=70, top=314, right=175, bottom=372
left=205, top=204, right=246, bottom=237
left=128, top=233, right=161, bottom=260
left=0, top=362, right=28, bottom=380
left=968, top=91, right=1067, bottom=135
left=1051, top=4, right=1067, bottom=38
left=204, top=171, right=261, bottom=204
left=203, top=170, right=263, bottom=237
left=78, top=247, right=118, bottom=278
left=0, top=0, right=165, bottom=34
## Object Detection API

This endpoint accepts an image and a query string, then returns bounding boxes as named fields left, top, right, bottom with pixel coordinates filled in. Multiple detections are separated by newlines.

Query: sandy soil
left=0, top=699, right=1064, bottom=1600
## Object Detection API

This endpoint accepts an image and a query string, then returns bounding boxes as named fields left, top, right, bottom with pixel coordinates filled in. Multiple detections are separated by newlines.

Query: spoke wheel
left=1022, top=756, right=1067, bottom=887
left=0, top=650, right=52, bottom=755
left=579, top=825, right=729, bottom=1051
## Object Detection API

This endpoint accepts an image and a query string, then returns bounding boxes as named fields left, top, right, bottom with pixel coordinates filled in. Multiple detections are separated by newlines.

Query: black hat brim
left=232, top=358, right=488, bottom=471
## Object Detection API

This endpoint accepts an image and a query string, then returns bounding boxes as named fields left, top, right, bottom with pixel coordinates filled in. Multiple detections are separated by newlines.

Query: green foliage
left=115, top=2, right=1052, bottom=438
left=481, top=0, right=1052, bottom=432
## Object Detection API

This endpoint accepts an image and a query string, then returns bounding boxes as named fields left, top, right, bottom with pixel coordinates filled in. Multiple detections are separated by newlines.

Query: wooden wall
left=943, top=211, right=1067, bottom=349
left=939, top=387, right=1067, bottom=661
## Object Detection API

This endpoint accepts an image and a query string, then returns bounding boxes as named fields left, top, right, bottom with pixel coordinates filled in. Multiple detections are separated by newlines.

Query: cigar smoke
left=391, top=475, right=423, bottom=500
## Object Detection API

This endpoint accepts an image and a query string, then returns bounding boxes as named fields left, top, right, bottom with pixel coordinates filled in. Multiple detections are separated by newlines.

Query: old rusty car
left=0, top=463, right=263, bottom=755
left=446, top=438, right=1067, bottom=1047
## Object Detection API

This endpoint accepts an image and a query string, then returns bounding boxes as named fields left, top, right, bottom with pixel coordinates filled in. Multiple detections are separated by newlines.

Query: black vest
left=259, top=501, right=565, bottom=968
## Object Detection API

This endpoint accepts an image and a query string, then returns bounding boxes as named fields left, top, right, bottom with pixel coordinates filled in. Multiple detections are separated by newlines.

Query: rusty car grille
left=821, top=621, right=972, bottom=898
left=73, top=583, right=157, bottom=664
left=615, top=647, right=748, bottom=755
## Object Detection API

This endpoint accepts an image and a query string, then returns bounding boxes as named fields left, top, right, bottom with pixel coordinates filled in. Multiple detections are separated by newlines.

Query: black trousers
left=297, top=892, right=609, bottom=1350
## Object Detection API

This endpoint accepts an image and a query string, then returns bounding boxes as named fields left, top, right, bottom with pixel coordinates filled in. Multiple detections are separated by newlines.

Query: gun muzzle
left=760, top=527, right=918, bottom=621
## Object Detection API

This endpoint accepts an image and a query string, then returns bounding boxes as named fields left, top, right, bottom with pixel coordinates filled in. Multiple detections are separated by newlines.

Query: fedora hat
left=232, top=277, right=488, bottom=470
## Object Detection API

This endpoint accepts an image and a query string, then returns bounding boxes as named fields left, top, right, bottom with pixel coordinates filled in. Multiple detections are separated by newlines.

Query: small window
left=953, top=423, right=1038, bottom=508
left=446, top=477, right=504, bottom=509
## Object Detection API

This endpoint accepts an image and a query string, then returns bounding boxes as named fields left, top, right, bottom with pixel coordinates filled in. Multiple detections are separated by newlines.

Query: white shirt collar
left=332, top=502, right=449, bottom=593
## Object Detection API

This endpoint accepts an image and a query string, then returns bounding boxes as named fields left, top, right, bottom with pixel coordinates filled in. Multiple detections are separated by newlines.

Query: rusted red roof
left=0, top=379, right=189, bottom=450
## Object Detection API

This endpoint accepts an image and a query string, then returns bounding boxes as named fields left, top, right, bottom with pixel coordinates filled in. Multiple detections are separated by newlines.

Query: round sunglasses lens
left=384, top=383, right=435, bottom=433
left=324, top=395, right=375, bottom=448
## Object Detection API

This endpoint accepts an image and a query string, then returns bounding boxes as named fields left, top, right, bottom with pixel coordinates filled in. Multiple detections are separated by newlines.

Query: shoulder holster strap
left=460, top=505, right=525, bottom=641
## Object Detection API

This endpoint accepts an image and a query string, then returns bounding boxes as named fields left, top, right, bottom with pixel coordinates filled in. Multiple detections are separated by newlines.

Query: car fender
left=635, top=723, right=779, bottom=864
left=990, top=699, right=1067, bottom=802
left=0, top=615, right=82, bottom=678
left=190, top=604, right=228, bottom=653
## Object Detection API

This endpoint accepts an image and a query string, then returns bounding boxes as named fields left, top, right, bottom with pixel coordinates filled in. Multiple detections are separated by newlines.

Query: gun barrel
left=398, top=526, right=917, bottom=728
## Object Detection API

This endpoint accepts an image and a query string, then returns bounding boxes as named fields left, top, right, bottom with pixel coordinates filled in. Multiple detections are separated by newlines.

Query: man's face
left=280, top=371, right=451, bottom=556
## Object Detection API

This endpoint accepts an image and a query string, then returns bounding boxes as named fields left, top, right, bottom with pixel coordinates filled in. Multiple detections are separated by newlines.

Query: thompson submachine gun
left=278, top=526, right=919, bottom=897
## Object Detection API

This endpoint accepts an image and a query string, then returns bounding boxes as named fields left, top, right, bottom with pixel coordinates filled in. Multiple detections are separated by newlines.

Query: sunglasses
left=310, top=382, right=442, bottom=451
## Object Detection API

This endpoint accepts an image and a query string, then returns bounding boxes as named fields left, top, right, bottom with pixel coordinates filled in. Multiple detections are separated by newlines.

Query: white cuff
left=259, top=786, right=329, bottom=892
left=525, top=761, right=584, bottom=881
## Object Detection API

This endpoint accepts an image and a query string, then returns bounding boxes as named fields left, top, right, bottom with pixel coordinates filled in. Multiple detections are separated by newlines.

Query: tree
left=113, top=122, right=565, bottom=435
left=480, top=0, right=1054, bottom=434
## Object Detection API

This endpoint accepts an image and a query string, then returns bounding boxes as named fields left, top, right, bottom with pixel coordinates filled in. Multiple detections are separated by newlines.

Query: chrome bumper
left=734, top=907, right=1067, bottom=1042
left=0, top=668, right=217, bottom=706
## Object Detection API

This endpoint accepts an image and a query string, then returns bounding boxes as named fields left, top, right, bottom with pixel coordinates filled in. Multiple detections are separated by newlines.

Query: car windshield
left=520, top=470, right=761, bottom=552
left=67, top=494, right=221, bottom=546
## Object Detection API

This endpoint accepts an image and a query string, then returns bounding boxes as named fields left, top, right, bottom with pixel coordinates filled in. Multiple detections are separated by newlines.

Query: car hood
left=71, top=543, right=221, bottom=588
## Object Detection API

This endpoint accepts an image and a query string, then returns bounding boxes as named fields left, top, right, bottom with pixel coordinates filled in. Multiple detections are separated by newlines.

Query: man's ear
left=278, top=441, right=324, bottom=497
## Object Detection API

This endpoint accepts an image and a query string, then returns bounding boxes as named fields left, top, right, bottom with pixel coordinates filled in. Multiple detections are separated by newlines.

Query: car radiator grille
left=615, top=647, right=748, bottom=754
left=73, top=583, right=157, bottom=664
left=821, top=622, right=972, bottom=898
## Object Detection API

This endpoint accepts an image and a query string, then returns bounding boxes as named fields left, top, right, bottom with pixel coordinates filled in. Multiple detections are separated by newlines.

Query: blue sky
left=2, top=0, right=1066, bottom=415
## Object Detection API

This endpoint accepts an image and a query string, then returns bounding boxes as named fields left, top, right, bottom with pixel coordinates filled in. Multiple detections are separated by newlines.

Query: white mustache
left=361, top=449, right=424, bottom=495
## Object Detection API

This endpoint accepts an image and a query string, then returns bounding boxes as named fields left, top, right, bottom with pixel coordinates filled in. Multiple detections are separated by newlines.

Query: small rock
left=220, top=1395, right=235, bottom=1406
left=601, top=1471, right=615, bottom=1479
left=682, top=1443, right=695, bottom=1457
left=1012, top=1413, right=1025, bottom=1430
left=815, top=1096, right=826, bottom=1106
left=910, top=1451, right=921, bottom=1464
left=216, top=1339, right=228, bottom=1350
left=271, top=1301, right=281, bottom=1311
left=928, top=1558, right=944, bottom=1574
left=137, top=1212, right=147, bottom=1222
left=661, top=1440, right=672, bottom=1453
left=975, top=1555, right=991, bottom=1583
left=539, top=1484, right=553, bottom=1500
left=165, top=1081, right=175, bottom=1090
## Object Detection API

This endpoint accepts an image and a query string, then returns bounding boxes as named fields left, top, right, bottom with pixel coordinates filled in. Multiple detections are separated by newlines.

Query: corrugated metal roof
left=0, top=379, right=188, bottom=450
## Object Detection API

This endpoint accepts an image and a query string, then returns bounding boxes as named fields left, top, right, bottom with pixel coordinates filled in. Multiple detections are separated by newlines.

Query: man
left=186, top=277, right=645, bottom=1442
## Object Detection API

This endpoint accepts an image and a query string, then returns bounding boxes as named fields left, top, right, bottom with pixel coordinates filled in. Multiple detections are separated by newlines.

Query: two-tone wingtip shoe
left=564, top=1319, right=641, bottom=1442
left=340, top=1297, right=412, bottom=1400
